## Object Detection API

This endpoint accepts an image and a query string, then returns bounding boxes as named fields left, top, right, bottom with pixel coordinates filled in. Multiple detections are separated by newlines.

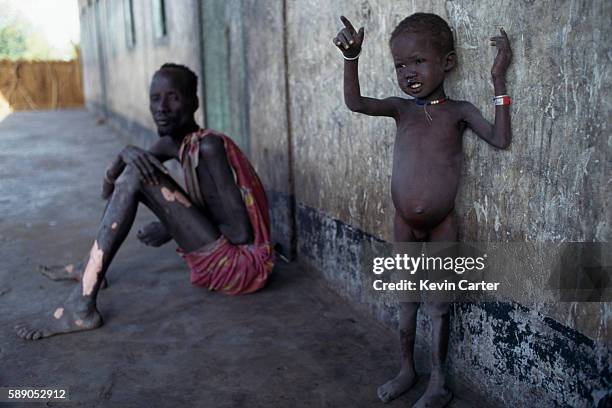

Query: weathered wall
left=78, top=0, right=611, bottom=406
left=286, top=0, right=610, bottom=407
left=79, top=1, right=103, bottom=112
left=197, top=0, right=294, bottom=256
left=287, top=0, right=610, bottom=241
left=243, top=0, right=295, bottom=257
left=78, top=0, right=202, bottom=146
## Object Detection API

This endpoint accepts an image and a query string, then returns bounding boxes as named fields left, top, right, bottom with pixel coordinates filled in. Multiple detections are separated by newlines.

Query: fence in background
left=0, top=59, right=84, bottom=112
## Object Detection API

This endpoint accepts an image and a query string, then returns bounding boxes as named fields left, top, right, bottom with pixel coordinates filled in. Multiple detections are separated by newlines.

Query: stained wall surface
left=285, top=2, right=610, bottom=406
left=78, top=1, right=611, bottom=406
left=287, top=0, right=609, bottom=241
left=78, top=0, right=202, bottom=146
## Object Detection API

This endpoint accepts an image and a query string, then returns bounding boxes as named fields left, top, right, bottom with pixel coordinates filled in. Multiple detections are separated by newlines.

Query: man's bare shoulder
left=198, top=134, right=225, bottom=158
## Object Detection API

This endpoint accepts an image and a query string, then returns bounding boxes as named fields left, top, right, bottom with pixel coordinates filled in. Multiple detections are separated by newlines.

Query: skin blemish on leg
left=160, top=187, right=191, bottom=208
left=53, top=307, right=64, bottom=319
left=111, top=222, right=118, bottom=230
left=174, top=191, right=191, bottom=208
left=161, top=186, right=174, bottom=201
left=82, top=240, right=104, bottom=296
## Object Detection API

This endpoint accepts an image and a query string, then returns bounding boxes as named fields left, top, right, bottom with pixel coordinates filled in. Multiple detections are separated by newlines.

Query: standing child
left=333, top=13, right=512, bottom=407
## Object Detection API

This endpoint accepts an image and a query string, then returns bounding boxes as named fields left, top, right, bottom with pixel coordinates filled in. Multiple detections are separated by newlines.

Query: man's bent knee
left=114, top=164, right=142, bottom=192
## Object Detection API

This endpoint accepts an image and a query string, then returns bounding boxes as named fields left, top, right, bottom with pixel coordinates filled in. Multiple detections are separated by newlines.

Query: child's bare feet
left=413, top=373, right=453, bottom=408
left=14, top=299, right=103, bottom=340
left=377, top=368, right=418, bottom=403
left=39, top=263, right=82, bottom=281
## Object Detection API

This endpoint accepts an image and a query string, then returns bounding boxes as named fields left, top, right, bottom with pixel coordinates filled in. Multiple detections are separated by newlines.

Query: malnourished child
left=333, top=12, right=512, bottom=407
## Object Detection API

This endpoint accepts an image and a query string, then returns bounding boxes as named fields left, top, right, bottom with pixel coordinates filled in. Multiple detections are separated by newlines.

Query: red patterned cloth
left=177, top=129, right=273, bottom=295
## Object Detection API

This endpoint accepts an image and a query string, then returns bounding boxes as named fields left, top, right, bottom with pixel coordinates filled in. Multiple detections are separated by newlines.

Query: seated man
left=15, top=63, right=274, bottom=340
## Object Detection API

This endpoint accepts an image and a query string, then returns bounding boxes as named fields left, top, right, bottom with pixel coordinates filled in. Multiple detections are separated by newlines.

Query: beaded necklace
left=414, top=97, right=447, bottom=123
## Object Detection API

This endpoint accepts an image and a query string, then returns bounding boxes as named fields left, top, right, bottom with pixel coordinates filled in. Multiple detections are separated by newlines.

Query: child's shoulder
left=447, top=98, right=473, bottom=108
left=385, top=96, right=411, bottom=106
left=386, top=96, right=420, bottom=112
left=446, top=99, right=478, bottom=117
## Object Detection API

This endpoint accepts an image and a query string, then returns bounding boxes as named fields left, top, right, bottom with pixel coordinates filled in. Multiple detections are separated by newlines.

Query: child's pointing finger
left=340, top=15, right=356, bottom=33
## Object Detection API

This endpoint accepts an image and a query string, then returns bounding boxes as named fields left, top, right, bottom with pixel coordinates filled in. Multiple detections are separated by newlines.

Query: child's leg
left=378, top=301, right=420, bottom=403
left=414, top=210, right=456, bottom=408
left=377, top=213, right=421, bottom=403
left=417, top=302, right=452, bottom=407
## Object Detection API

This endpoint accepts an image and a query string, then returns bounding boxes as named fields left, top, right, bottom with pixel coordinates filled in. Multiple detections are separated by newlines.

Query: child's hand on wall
left=490, top=28, right=512, bottom=79
left=333, top=16, right=364, bottom=59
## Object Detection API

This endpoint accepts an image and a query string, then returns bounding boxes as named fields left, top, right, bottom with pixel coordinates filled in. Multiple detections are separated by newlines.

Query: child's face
left=390, top=32, right=449, bottom=99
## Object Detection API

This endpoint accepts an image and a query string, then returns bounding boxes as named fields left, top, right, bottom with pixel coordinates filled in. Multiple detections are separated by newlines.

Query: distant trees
left=0, top=14, right=28, bottom=59
left=0, top=1, right=70, bottom=60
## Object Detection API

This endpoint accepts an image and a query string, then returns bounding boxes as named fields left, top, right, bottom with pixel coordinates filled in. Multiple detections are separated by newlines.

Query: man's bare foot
left=413, top=375, right=453, bottom=408
left=39, top=263, right=108, bottom=288
left=377, top=369, right=418, bottom=403
left=14, top=304, right=103, bottom=340
left=39, top=263, right=82, bottom=281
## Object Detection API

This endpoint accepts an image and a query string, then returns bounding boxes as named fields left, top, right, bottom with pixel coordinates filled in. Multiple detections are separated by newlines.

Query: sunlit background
left=0, top=0, right=81, bottom=120
left=1, top=0, right=80, bottom=60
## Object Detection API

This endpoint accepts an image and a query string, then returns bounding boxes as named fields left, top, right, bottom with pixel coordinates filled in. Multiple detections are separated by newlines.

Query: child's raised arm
left=333, top=16, right=401, bottom=119
left=462, top=28, right=513, bottom=149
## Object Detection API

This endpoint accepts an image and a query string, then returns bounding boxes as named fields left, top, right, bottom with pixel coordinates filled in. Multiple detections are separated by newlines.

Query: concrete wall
left=243, top=0, right=295, bottom=257
left=78, top=0, right=202, bottom=146
left=285, top=1, right=610, bottom=406
left=79, top=1, right=611, bottom=406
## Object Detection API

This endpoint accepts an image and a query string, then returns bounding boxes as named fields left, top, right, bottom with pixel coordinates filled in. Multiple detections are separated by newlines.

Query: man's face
left=390, top=33, right=449, bottom=99
left=149, top=70, right=195, bottom=136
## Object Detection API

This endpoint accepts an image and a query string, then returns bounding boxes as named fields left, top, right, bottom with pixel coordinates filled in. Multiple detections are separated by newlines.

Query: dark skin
left=334, top=16, right=512, bottom=408
left=15, top=67, right=253, bottom=340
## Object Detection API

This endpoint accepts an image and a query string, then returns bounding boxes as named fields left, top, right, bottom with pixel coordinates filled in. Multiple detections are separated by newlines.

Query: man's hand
left=119, top=145, right=169, bottom=185
left=137, top=221, right=172, bottom=247
left=490, top=28, right=512, bottom=79
left=333, top=16, right=364, bottom=59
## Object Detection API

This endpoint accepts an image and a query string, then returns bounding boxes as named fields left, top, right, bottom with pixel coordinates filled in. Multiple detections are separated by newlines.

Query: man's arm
left=334, top=16, right=400, bottom=119
left=198, top=135, right=253, bottom=245
left=102, top=137, right=173, bottom=199
left=462, top=28, right=512, bottom=149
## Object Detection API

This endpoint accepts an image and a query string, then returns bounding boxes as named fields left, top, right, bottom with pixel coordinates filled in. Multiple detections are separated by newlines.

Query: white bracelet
left=343, top=50, right=361, bottom=61
left=492, top=95, right=511, bottom=106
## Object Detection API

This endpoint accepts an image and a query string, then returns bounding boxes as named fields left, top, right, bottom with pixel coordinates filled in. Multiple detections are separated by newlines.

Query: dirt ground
left=0, top=110, right=474, bottom=408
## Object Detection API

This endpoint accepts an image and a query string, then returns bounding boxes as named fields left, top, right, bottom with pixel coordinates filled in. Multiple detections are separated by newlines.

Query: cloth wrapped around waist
left=178, top=236, right=273, bottom=295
